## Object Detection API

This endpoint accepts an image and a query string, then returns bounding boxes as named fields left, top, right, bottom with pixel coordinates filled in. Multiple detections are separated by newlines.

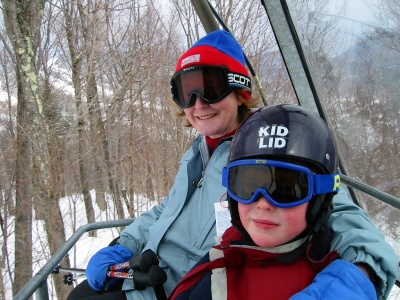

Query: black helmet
left=227, top=104, right=339, bottom=237
left=229, top=105, right=338, bottom=173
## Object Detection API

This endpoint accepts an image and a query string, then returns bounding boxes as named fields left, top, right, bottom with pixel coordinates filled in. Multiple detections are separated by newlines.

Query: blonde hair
left=170, top=89, right=261, bottom=128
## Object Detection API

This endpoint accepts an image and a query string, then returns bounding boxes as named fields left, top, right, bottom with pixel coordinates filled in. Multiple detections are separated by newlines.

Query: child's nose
left=256, top=196, right=276, bottom=210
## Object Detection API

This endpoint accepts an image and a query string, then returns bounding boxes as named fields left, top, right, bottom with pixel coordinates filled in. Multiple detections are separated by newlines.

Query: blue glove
left=289, top=259, right=376, bottom=300
left=85, top=244, right=132, bottom=291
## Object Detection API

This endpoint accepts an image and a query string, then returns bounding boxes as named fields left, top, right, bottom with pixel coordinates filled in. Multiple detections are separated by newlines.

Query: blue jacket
left=117, top=135, right=397, bottom=300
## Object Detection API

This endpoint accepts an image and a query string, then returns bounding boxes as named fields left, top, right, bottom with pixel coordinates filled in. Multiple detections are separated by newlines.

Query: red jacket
left=168, top=226, right=338, bottom=300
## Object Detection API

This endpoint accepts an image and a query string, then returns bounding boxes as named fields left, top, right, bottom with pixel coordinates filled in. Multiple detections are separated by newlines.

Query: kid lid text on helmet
left=258, top=125, right=289, bottom=149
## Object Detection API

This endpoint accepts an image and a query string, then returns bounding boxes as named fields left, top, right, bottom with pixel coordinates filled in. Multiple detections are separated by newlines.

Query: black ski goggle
left=170, top=66, right=251, bottom=109
left=222, top=159, right=340, bottom=208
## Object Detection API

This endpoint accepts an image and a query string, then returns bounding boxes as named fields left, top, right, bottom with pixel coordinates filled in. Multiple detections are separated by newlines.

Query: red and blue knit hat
left=175, top=30, right=251, bottom=97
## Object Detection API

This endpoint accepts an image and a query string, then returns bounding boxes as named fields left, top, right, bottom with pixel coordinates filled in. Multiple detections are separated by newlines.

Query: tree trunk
left=2, top=1, right=71, bottom=297
left=41, top=71, right=73, bottom=299
left=1, top=0, right=42, bottom=293
left=77, top=0, right=124, bottom=221
left=63, top=0, right=97, bottom=232
left=86, top=70, right=124, bottom=220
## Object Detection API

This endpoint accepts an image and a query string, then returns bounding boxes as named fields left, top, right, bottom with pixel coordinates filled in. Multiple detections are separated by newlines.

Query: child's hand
left=289, top=260, right=376, bottom=300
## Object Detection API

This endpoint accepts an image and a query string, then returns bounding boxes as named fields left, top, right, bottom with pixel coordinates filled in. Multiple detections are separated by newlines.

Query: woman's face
left=183, top=92, right=242, bottom=138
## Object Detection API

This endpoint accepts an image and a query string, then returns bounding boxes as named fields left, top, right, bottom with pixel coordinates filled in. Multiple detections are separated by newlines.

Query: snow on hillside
left=58, top=191, right=158, bottom=276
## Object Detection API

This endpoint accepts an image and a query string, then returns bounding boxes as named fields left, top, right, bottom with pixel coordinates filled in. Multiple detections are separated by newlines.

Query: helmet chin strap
left=277, top=199, right=334, bottom=263
left=230, top=217, right=254, bottom=243
left=230, top=209, right=313, bottom=263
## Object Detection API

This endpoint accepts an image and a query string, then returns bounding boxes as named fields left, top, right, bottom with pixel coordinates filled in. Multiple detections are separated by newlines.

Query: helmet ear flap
left=228, top=195, right=254, bottom=241
left=306, top=194, right=334, bottom=233
left=306, top=196, right=324, bottom=224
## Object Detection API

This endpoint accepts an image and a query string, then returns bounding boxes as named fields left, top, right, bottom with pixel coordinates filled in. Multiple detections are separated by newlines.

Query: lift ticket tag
left=214, top=201, right=230, bottom=237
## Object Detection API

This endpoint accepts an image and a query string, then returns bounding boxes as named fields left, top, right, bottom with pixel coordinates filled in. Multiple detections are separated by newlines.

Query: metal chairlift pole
left=13, top=219, right=134, bottom=300
left=190, top=0, right=400, bottom=212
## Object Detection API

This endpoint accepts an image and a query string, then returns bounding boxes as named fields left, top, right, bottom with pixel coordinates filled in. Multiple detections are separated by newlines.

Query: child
left=167, top=104, right=376, bottom=300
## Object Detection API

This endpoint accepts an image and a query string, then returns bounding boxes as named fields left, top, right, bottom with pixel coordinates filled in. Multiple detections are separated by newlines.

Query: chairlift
left=13, top=0, right=400, bottom=299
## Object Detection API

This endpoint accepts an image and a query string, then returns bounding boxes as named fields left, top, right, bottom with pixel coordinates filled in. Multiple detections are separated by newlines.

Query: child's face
left=238, top=198, right=308, bottom=248
left=229, top=159, right=316, bottom=248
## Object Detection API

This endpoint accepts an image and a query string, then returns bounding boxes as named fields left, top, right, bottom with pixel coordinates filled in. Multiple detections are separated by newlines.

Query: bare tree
left=1, top=0, right=44, bottom=293
left=0, top=21, right=17, bottom=298
left=1, top=0, right=73, bottom=297
left=61, top=0, right=97, bottom=231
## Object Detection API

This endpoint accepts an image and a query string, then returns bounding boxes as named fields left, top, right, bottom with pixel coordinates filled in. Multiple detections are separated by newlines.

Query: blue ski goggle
left=222, top=159, right=340, bottom=208
left=170, top=66, right=251, bottom=109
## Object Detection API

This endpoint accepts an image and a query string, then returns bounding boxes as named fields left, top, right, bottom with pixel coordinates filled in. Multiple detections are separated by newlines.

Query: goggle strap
left=227, top=72, right=252, bottom=91
left=222, top=167, right=228, bottom=188
left=313, top=172, right=341, bottom=195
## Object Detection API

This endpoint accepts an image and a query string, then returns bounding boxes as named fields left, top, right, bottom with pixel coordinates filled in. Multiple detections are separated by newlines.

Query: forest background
left=0, top=0, right=399, bottom=299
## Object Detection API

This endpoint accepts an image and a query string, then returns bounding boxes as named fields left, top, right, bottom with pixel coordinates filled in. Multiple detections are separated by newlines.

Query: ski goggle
left=170, top=66, right=251, bottom=108
left=222, top=159, right=341, bottom=208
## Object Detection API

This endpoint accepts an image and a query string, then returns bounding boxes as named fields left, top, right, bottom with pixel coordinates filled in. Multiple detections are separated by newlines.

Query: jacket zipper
left=197, top=171, right=205, bottom=188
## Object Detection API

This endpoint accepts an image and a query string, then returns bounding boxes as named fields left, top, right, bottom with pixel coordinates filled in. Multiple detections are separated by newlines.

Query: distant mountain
left=334, top=29, right=400, bottom=103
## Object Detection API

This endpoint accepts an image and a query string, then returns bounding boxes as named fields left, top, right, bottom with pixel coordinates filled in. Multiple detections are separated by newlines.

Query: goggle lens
left=222, top=160, right=340, bottom=208
left=171, top=66, right=245, bottom=108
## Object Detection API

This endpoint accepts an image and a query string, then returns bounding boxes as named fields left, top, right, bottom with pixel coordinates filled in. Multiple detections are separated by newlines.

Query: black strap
left=154, top=286, right=167, bottom=300
left=185, top=137, right=204, bottom=201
